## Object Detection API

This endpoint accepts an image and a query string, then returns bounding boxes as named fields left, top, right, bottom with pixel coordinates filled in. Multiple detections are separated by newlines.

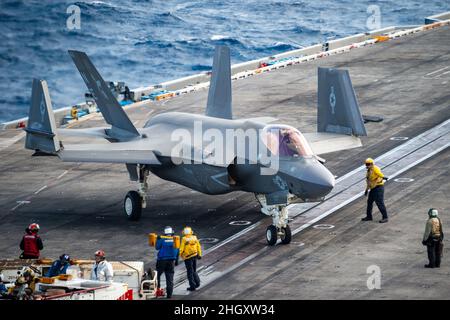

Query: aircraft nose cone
left=296, top=161, right=335, bottom=198
left=278, top=158, right=335, bottom=199
left=311, top=168, right=335, bottom=196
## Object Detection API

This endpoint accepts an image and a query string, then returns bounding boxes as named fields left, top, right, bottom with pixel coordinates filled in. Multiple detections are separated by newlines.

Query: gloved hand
left=175, top=260, right=179, bottom=266
left=157, top=235, right=161, bottom=240
left=364, top=190, right=368, bottom=196
left=383, top=177, right=389, bottom=181
left=422, top=240, right=427, bottom=246
left=197, top=256, right=202, bottom=260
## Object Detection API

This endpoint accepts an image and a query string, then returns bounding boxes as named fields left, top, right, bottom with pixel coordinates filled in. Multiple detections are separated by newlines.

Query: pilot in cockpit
left=262, top=125, right=313, bottom=158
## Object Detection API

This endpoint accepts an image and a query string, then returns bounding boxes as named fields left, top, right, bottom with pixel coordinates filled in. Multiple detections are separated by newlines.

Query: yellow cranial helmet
left=183, top=226, right=193, bottom=235
left=365, top=158, right=374, bottom=165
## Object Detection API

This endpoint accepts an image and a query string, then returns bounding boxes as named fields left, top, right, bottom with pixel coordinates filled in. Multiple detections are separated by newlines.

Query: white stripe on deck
left=34, top=185, right=47, bottom=194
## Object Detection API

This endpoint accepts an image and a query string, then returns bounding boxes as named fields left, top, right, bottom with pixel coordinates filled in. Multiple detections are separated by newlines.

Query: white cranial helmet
left=164, top=226, right=174, bottom=235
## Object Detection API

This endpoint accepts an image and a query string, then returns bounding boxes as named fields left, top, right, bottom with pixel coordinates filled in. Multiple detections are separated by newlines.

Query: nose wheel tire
left=124, top=191, right=142, bottom=221
left=266, top=225, right=278, bottom=246
left=280, top=225, right=291, bottom=244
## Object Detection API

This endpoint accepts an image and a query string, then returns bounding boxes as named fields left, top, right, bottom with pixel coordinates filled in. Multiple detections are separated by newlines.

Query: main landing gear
left=255, top=194, right=292, bottom=246
left=124, top=165, right=149, bottom=221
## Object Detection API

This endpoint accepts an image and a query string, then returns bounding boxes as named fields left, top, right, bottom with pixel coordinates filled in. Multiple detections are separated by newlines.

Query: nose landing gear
left=256, top=194, right=292, bottom=246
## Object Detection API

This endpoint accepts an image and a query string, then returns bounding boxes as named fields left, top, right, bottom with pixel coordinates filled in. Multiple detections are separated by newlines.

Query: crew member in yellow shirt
left=179, top=226, right=202, bottom=291
left=71, top=106, right=78, bottom=120
left=362, top=158, right=389, bottom=223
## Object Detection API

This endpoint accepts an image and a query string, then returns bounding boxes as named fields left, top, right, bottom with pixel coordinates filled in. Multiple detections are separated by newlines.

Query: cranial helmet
left=365, top=158, right=374, bottom=165
left=428, top=208, right=439, bottom=217
left=164, top=226, right=174, bottom=235
left=22, top=268, right=35, bottom=278
left=95, top=250, right=106, bottom=259
left=183, top=226, right=193, bottom=236
left=60, top=254, right=70, bottom=262
left=16, top=276, right=26, bottom=285
left=28, top=223, right=40, bottom=232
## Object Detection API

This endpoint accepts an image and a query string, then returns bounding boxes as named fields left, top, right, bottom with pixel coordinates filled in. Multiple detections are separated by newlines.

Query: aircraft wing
left=57, top=127, right=150, bottom=140
left=59, top=141, right=161, bottom=165
left=57, top=128, right=109, bottom=139
left=303, top=132, right=362, bottom=156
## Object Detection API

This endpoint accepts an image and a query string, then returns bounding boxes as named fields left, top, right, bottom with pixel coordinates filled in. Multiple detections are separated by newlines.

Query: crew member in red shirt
left=19, top=223, right=44, bottom=259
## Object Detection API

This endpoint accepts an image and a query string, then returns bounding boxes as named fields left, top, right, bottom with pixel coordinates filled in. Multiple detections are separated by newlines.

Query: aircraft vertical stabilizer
left=206, top=45, right=232, bottom=119
left=317, top=67, right=367, bottom=136
left=25, top=79, right=61, bottom=154
left=68, top=50, right=140, bottom=141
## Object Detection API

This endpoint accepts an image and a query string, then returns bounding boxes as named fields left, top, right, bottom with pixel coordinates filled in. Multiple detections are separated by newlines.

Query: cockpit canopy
left=261, top=124, right=314, bottom=157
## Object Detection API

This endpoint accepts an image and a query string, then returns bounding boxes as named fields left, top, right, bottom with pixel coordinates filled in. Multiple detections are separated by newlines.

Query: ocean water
left=0, top=0, right=449, bottom=123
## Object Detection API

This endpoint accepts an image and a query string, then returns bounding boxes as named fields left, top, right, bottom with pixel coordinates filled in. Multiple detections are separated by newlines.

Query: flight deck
left=0, top=22, right=449, bottom=299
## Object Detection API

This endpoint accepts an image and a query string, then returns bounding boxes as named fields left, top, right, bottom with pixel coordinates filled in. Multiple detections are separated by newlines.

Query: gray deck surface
left=0, top=25, right=449, bottom=299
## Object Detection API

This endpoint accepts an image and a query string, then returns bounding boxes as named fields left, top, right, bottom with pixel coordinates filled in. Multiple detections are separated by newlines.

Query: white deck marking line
left=424, top=66, right=450, bottom=79
left=425, top=66, right=449, bottom=76
left=436, top=70, right=450, bottom=78
left=57, top=170, right=68, bottom=180
left=11, top=200, right=31, bottom=211
left=34, top=185, right=47, bottom=194
left=173, top=122, right=450, bottom=294
left=11, top=203, right=24, bottom=211
left=203, top=221, right=262, bottom=255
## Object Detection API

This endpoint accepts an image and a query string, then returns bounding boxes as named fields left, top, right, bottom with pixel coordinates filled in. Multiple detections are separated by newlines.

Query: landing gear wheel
left=280, top=225, right=291, bottom=244
left=124, top=191, right=142, bottom=221
left=266, top=225, right=277, bottom=246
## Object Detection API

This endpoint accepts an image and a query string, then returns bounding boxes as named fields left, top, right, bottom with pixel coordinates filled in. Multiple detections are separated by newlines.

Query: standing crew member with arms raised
left=19, top=223, right=43, bottom=259
left=422, top=208, right=444, bottom=268
left=155, top=226, right=179, bottom=299
left=361, top=158, right=389, bottom=223
left=179, top=226, right=202, bottom=291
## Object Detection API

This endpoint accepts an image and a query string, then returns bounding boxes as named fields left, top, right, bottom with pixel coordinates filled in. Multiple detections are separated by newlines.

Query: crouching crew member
left=156, top=226, right=179, bottom=299
left=46, top=254, right=71, bottom=277
left=422, top=208, right=444, bottom=268
left=20, top=223, right=43, bottom=259
left=11, top=268, right=38, bottom=300
left=179, top=226, right=202, bottom=291
left=362, top=158, right=389, bottom=223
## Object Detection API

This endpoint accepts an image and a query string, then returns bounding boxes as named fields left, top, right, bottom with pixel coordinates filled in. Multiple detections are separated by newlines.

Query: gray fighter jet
left=24, top=46, right=367, bottom=245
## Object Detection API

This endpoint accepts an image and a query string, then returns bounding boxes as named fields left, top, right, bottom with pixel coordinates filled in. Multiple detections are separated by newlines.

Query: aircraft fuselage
left=143, top=112, right=335, bottom=201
